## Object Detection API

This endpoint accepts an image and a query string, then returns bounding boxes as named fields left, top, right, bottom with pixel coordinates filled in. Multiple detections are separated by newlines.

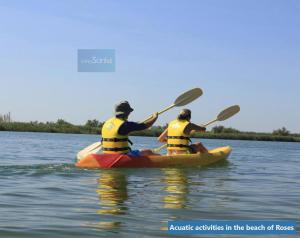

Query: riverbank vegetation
left=0, top=120, right=299, bottom=142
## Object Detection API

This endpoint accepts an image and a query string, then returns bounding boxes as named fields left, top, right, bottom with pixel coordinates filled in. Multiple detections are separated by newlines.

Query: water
left=0, top=131, right=299, bottom=237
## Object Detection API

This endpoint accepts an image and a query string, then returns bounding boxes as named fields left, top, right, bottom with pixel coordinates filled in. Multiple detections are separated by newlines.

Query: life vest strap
left=102, top=147, right=131, bottom=152
left=167, top=144, right=191, bottom=148
left=102, top=137, right=133, bottom=145
left=102, top=138, right=127, bottom=142
left=167, top=136, right=192, bottom=142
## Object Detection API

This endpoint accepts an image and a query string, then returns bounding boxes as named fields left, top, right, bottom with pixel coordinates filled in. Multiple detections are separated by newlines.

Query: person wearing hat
left=101, top=101, right=158, bottom=155
left=158, top=109, right=207, bottom=155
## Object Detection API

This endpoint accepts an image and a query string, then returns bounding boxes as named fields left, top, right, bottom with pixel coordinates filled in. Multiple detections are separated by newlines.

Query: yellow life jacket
left=167, top=119, right=191, bottom=151
left=101, top=117, right=131, bottom=154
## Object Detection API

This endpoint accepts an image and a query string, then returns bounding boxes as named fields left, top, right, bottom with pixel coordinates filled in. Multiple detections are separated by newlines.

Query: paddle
left=153, top=105, right=240, bottom=153
left=141, top=88, right=203, bottom=122
left=77, top=88, right=203, bottom=160
left=202, top=105, right=240, bottom=127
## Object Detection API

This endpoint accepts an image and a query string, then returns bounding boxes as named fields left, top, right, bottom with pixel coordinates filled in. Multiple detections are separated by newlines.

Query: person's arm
left=118, top=121, right=147, bottom=135
left=118, top=112, right=159, bottom=135
left=158, top=128, right=168, bottom=143
left=143, top=112, right=159, bottom=128
left=184, top=123, right=206, bottom=135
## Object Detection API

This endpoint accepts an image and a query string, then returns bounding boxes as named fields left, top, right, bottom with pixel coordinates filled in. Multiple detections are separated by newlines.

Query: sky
left=0, top=0, right=299, bottom=133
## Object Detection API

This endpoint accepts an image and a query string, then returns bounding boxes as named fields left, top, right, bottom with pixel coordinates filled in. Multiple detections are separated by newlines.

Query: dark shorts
left=189, top=144, right=198, bottom=153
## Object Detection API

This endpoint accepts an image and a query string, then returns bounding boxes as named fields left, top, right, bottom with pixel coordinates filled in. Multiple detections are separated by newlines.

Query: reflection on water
left=161, top=168, right=188, bottom=209
left=95, top=170, right=128, bottom=229
left=160, top=168, right=190, bottom=231
left=93, top=168, right=192, bottom=231
left=91, top=164, right=230, bottom=231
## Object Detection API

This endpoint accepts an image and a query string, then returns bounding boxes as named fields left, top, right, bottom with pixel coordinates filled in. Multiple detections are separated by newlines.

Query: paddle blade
left=174, top=88, right=203, bottom=106
left=217, top=105, right=240, bottom=121
left=153, top=143, right=167, bottom=153
left=77, top=142, right=102, bottom=161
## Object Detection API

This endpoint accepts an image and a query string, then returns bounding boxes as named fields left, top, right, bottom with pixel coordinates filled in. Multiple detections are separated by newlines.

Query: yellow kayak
left=76, top=146, right=232, bottom=168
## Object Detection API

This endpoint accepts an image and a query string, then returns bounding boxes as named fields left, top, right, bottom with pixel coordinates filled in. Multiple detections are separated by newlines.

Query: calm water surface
left=0, top=132, right=299, bottom=238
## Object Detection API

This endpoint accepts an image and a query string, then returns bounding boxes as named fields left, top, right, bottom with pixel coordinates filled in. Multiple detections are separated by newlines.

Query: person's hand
left=152, top=112, right=159, bottom=120
left=144, top=112, right=159, bottom=127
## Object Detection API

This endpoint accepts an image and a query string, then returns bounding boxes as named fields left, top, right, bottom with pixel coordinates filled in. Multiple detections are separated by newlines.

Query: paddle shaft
left=142, top=104, right=175, bottom=122
left=203, top=119, right=218, bottom=127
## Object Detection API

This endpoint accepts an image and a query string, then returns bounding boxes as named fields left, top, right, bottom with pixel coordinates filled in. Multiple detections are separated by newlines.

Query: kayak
left=75, top=146, right=232, bottom=168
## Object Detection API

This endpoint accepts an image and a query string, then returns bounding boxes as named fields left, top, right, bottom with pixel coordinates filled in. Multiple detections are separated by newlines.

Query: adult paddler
left=158, top=109, right=207, bottom=155
left=102, top=101, right=158, bottom=156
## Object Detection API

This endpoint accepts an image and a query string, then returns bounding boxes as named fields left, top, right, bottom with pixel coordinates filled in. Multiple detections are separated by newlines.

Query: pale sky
left=0, top=0, right=299, bottom=133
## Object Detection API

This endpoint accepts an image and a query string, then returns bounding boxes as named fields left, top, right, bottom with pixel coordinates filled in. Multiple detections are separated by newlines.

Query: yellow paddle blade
left=217, top=105, right=240, bottom=121
left=174, top=88, right=203, bottom=106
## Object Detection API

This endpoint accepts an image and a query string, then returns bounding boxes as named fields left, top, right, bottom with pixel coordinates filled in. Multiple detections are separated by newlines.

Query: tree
left=211, top=126, right=225, bottom=133
left=272, top=127, right=290, bottom=136
left=222, top=127, right=240, bottom=134
left=211, top=126, right=239, bottom=134
left=56, top=119, right=73, bottom=126
left=85, top=119, right=100, bottom=128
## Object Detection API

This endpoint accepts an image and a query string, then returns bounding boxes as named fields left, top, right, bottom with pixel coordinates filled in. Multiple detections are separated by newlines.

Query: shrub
left=272, top=127, right=290, bottom=136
